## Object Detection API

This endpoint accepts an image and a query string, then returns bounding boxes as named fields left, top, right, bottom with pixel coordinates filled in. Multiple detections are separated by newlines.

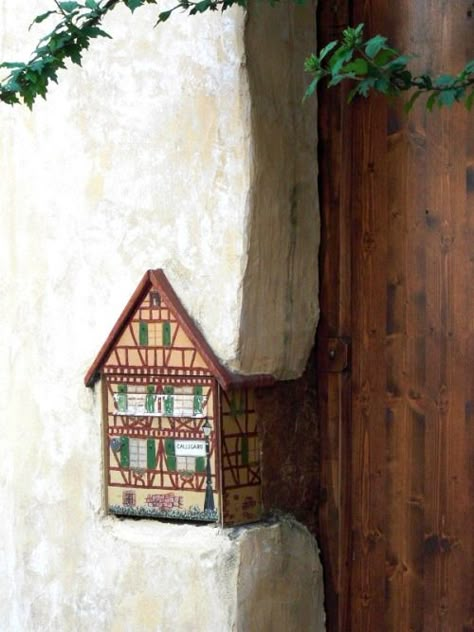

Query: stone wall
left=0, top=1, right=322, bottom=629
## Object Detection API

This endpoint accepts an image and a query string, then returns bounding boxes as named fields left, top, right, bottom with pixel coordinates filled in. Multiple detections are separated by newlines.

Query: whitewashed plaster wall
left=0, top=1, right=322, bottom=630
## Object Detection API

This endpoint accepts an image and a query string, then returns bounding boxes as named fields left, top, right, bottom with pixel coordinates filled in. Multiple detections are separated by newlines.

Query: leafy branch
left=0, top=0, right=251, bottom=108
left=2, top=3, right=474, bottom=110
left=304, top=23, right=474, bottom=111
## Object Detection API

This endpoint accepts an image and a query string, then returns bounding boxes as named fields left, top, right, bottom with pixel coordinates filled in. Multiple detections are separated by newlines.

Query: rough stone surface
left=236, top=518, right=325, bottom=632
left=240, top=2, right=320, bottom=379
left=0, top=2, right=322, bottom=630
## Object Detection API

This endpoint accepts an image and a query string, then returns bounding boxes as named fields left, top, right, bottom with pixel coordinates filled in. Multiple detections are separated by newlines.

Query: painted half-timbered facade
left=85, top=269, right=274, bottom=526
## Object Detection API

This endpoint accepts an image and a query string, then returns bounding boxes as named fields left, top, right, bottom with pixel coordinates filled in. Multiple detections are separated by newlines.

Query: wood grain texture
left=316, top=0, right=353, bottom=629
left=317, top=1, right=474, bottom=629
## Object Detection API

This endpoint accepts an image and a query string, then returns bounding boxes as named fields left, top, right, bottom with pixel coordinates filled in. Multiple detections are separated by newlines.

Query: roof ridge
left=84, top=269, right=274, bottom=391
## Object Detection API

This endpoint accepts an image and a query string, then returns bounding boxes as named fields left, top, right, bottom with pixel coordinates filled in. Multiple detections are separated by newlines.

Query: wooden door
left=317, top=2, right=474, bottom=630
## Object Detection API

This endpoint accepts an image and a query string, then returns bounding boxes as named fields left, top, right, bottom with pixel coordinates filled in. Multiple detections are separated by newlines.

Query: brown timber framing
left=317, top=1, right=474, bottom=630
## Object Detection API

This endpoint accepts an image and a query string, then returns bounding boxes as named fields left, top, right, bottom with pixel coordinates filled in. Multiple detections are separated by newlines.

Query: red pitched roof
left=84, top=269, right=275, bottom=391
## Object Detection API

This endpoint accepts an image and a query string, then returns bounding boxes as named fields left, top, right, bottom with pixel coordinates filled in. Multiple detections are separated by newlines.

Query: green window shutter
left=162, top=321, right=171, bottom=346
left=195, top=456, right=206, bottom=473
left=241, top=436, right=249, bottom=466
left=164, top=438, right=176, bottom=471
left=147, top=439, right=156, bottom=469
left=139, top=321, right=149, bottom=345
left=117, top=384, right=128, bottom=412
left=163, top=385, right=174, bottom=415
left=193, top=385, right=203, bottom=415
left=145, top=385, right=156, bottom=413
left=120, top=436, right=130, bottom=467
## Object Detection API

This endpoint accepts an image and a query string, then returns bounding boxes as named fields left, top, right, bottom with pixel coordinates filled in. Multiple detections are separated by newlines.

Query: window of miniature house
left=148, top=323, right=161, bottom=346
left=176, top=455, right=204, bottom=474
left=114, top=384, right=158, bottom=416
left=168, top=440, right=206, bottom=474
left=165, top=385, right=205, bottom=417
left=150, top=291, right=161, bottom=307
left=120, top=437, right=156, bottom=469
left=129, top=438, right=147, bottom=468
left=138, top=321, right=171, bottom=346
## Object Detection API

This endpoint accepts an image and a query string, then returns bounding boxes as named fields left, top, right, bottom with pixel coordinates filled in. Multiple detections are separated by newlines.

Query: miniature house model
left=85, top=270, right=274, bottom=526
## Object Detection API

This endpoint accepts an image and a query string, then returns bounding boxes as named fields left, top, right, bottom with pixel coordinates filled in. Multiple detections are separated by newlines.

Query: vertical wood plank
left=316, top=1, right=353, bottom=630
left=349, top=92, right=389, bottom=631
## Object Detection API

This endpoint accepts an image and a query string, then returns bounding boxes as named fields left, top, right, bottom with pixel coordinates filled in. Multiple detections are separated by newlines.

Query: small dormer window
left=148, top=323, right=160, bottom=346
left=150, top=291, right=161, bottom=307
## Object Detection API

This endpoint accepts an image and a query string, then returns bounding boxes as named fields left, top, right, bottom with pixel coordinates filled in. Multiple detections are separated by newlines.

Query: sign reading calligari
left=85, top=269, right=274, bottom=525
left=175, top=440, right=206, bottom=457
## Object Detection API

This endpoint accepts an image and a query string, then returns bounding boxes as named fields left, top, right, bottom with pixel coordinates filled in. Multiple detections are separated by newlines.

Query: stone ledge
left=95, top=514, right=326, bottom=632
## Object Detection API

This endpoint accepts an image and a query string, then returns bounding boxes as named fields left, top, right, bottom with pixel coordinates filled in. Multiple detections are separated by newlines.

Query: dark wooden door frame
left=315, top=3, right=354, bottom=630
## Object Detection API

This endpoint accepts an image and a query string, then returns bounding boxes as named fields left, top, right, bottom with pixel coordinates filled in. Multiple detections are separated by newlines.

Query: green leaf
left=329, top=47, right=353, bottom=75
left=365, top=34, right=387, bottom=59
left=404, top=90, right=422, bottom=112
left=70, top=47, right=83, bottom=65
left=341, top=58, right=368, bottom=76
left=385, top=55, right=411, bottom=71
left=374, top=77, right=391, bottom=94
left=438, top=89, right=456, bottom=107
left=125, top=0, right=144, bottom=11
left=82, top=26, right=112, bottom=39
left=465, top=90, right=474, bottom=111
left=373, top=48, right=397, bottom=67
left=0, top=91, right=20, bottom=105
left=318, top=40, right=338, bottom=62
left=190, top=1, right=213, bottom=14
left=347, top=85, right=359, bottom=103
left=304, top=54, right=319, bottom=73
left=4, top=77, right=22, bottom=91
left=85, top=0, right=99, bottom=8
left=426, top=93, right=437, bottom=111
left=59, top=2, right=80, bottom=13
left=328, top=73, right=355, bottom=87
left=303, top=76, right=320, bottom=101
left=464, top=60, right=474, bottom=74
left=434, top=74, right=454, bottom=88
left=157, top=9, right=172, bottom=22
left=358, top=77, right=377, bottom=97
left=0, top=62, right=26, bottom=69
left=29, top=11, right=57, bottom=30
